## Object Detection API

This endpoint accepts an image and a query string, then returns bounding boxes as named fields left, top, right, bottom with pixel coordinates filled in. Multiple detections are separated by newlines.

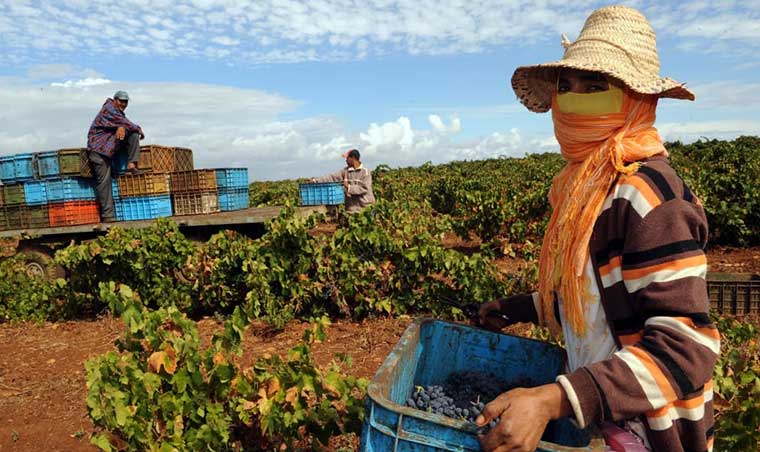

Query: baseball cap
left=342, top=149, right=360, bottom=159
left=113, top=91, right=130, bottom=101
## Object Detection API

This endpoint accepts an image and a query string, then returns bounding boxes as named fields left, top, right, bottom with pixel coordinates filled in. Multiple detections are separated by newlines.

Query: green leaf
left=90, top=434, right=113, bottom=452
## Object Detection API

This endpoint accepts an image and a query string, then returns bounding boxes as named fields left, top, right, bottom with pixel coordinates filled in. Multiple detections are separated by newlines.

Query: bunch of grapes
left=404, top=371, right=534, bottom=430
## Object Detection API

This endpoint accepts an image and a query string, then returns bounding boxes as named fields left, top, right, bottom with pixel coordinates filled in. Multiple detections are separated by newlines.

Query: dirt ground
left=0, top=244, right=757, bottom=451
left=0, top=316, right=412, bottom=452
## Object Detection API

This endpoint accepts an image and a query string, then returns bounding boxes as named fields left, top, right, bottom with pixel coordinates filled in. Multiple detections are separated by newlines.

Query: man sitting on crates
left=87, top=90, right=145, bottom=222
left=311, top=149, right=375, bottom=213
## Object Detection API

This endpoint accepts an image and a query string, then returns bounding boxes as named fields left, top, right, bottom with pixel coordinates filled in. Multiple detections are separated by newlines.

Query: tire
left=16, top=248, right=65, bottom=281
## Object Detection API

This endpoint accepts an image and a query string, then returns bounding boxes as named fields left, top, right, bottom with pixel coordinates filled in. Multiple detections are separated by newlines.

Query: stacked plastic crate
left=2, top=144, right=250, bottom=229
left=113, top=145, right=194, bottom=221
left=38, top=148, right=100, bottom=227
left=215, top=168, right=249, bottom=211
left=170, top=170, right=219, bottom=215
left=0, top=149, right=100, bottom=230
left=1, top=153, right=45, bottom=230
left=115, top=173, right=172, bottom=221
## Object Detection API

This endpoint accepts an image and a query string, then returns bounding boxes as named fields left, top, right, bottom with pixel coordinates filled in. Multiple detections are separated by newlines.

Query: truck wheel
left=17, top=248, right=65, bottom=281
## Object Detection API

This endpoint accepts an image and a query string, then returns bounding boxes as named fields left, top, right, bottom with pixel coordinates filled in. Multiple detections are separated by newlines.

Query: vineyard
left=1, top=136, right=759, bottom=451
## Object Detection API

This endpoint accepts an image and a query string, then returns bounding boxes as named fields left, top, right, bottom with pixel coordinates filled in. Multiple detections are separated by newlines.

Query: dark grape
left=403, top=371, right=534, bottom=432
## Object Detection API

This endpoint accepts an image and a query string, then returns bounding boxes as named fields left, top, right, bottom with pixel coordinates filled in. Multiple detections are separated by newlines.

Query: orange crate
left=117, top=173, right=171, bottom=197
left=49, top=201, right=100, bottom=226
left=140, top=145, right=193, bottom=173
left=170, top=170, right=217, bottom=193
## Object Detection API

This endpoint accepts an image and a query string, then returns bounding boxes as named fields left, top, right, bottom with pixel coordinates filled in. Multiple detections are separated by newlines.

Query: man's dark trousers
left=88, top=132, right=141, bottom=220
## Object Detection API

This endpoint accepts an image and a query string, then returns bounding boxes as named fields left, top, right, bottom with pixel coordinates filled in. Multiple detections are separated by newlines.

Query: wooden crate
left=172, top=191, right=219, bottom=216
left=117, top=173, right=171, bottom=197
left=170, top=170, right=217, bottom=193
left=141, top=145, right=193, bottom=173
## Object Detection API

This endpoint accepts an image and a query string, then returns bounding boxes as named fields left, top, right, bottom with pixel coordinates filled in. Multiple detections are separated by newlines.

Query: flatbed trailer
left=0, top=205, right=327, bottom=278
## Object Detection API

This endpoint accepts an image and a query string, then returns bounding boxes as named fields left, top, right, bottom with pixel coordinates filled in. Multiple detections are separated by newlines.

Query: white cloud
left=658, top=119, right=760, bottom=142
left=50, top=77, right=112, bottom=88
left=27, top=64, right=103, bottom=80
left=428, top=114, right=461, bottom=134
left=690, top=81, right=760, bottom=111
left=4, top=1, right=753, bottom=64
left=211, top=36, right=239, bottom=46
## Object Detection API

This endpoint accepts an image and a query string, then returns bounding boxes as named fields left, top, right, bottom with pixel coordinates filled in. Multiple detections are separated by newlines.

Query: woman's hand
left=477, top=299, right=511, bottom=331
left=477, top=383, right=571, bottom=452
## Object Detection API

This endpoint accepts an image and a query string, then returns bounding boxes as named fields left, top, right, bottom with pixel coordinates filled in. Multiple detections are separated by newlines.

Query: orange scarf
left=538, top=88, right=667, bottom=336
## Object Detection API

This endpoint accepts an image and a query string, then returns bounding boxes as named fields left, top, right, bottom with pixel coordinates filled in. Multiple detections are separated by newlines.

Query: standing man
left=477, top=6, right=718, bottom=452
left=87, top=90, right=145, bottom=222
left=312, top=149, right=376, bottom=213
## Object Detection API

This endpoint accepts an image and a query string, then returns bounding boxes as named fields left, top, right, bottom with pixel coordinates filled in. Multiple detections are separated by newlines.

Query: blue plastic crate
left=23, top=181, right=47, bottom=205
left=299, top=182, right=344, bottom=206
left=13, top=153, right=36, bottom=181
left=115, top=194, right=172, bottom=221
left=218, top=188, right=249, bottom=211
left=360, top=318, right=604, bottom=452
left=112, top=179, right=120, bottom=200
left=45, top=177, right=97, bottom=202
left=1, top=156, right=16, bottom=183
left=215, top=168, right=249, bottom=189
left=39, top=151, right=61, bottom=177
left=37, top=151, right=60, bottom=178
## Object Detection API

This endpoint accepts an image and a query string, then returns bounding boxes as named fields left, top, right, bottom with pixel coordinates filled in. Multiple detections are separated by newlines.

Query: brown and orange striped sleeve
left=558, top=191, right=719, bottom=450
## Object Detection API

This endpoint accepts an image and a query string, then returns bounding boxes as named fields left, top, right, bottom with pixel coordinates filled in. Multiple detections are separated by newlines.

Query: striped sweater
left=502, top=155, right=719, bottom=452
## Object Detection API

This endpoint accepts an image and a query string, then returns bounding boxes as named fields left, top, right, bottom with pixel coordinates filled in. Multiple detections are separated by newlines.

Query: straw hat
left=511, top=5, right=695, bottom=113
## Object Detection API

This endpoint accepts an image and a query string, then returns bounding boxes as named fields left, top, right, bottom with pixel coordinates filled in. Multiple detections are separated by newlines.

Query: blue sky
left=1, top=0, right=759, bottom=180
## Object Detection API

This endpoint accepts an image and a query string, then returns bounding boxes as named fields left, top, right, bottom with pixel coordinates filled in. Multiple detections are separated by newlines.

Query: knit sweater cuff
left=557, top=368, right=603, bottom=429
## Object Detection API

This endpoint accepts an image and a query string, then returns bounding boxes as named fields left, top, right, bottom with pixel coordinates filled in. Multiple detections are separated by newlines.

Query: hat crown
left=564, top=5, right=660, bottom=78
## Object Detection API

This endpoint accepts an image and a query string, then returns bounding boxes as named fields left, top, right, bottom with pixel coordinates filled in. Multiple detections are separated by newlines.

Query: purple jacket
left=87, top=98, right=143, bottom=157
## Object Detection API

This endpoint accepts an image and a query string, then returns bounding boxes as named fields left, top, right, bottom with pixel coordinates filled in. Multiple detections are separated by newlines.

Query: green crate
left=59, top=148, right=93, bottom=177
left=6, top=206, right=26, bottom=229
left=29, top=205, right=49, bottom=228
left=3, top=184, right=25, bottom=205
left=0, top=208, right=7, bottom=230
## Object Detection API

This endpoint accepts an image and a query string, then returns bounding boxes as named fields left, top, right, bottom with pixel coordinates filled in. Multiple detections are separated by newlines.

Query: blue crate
left=115, top=194, right=172, bottom=221
left=45, top=177, right=97, bottom=202
left=299, top=182, right=344, bottom=206
left=215, top=168, right=249, bottom=189
left=1, top=156, right=16, bottom=183
left=112, top=180, right=120, bottom=200
left=23, top=181, right=47, bottom=205
left=37, top=151, right=60, bottom=178
left=360, top=318, right=604, bottom=452
left=218, top=188, right=249, bottom=211
left=13, top=153, right=36, bottom=181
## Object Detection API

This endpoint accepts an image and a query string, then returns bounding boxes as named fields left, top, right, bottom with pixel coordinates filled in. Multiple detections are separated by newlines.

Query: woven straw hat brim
left=511, top=60, right=694, bottom=113
left=511, top=5, right=695, bottom=113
